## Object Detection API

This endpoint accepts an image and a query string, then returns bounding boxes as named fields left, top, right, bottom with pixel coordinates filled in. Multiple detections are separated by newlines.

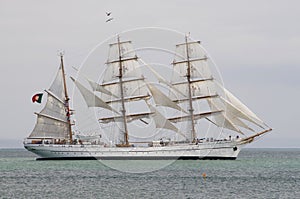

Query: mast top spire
left=57, top=50, right=65, bottom=57
left=186, top=32, right=191, bottom=38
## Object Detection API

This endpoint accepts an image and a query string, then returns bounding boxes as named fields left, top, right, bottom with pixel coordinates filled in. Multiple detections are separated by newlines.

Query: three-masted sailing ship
left=24, top=35, right=272, bottom=160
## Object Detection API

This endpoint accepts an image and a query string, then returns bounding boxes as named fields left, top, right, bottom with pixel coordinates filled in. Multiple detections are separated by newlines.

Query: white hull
left=24, top=140, right=244, bottom=160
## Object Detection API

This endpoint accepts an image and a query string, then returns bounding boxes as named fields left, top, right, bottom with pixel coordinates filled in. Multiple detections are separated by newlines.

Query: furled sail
left=29, top=66, right=70, bottom=139
left=168, top=110, right=222, bottom=123
left=99, top=112, right=153, bottom=123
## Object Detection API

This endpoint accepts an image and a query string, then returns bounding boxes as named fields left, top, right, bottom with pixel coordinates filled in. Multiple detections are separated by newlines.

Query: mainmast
left=185, top=35, right=196, bottom=142
left=59, top=53, right=73, bottom=142
left=117, top=36, right=130, bottom=146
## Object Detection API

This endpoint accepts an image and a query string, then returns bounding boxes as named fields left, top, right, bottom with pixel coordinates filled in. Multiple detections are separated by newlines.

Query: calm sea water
left=0, top=148, right=299, bottom=199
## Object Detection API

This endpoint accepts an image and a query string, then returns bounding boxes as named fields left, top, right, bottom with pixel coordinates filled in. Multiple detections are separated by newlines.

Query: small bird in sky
left=105, top=11, right=113, bottom=22
left=106, top=17, right=113, bottom=23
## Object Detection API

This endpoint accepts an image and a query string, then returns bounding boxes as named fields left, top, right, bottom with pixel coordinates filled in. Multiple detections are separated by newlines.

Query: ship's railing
left=23, top=138, right=106, bottom=146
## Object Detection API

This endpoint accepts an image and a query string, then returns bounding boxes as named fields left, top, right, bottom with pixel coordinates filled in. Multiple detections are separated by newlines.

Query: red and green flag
left=32, top=93, right=43, bottom=103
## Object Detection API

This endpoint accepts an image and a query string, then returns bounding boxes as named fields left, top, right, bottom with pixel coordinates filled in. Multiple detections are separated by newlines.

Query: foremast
left=59, top=53, right=73, bottom=142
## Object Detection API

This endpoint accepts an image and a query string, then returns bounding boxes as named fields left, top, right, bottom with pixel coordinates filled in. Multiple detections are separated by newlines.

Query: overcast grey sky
left=0, top=0, right=299, bottom=148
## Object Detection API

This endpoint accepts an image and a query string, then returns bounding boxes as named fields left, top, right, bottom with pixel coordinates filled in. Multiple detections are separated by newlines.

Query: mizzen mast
left=59, top=52, right=73, bottom=142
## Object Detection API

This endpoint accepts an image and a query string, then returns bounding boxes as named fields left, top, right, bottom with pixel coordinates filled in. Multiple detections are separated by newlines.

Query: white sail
left=172, top=41, right=212, bottom=82
left=141, top=59, right=188, bottom=99
left=103, top=41, right=142, bottom=84
left=87, top=78, right=115, bottom=96
left=101, top=40, right=148, bottom=103
left=40, top=91, right=67, bottom=121
left=29, top=66, right=70, bottom=139
left=29, top=114, right=69, bottom=139
left=207, top=98, right=244, bottom=134
left=101, top=39, right=150, bottom=107
left=210, top=81, right=266, bottom=129
left=170, top=39, right=218, bottom=104
left=223, top=88, right=266, bottom=128
left=147, top=83, right=186, bottom=113
left=170, top=79, right=217, bottom=102
left=220, top=98, right=255, bottom=131
left=71, top=67, right=117, bottom=97
left=147, top=104, right=187, bottom=139
left=71, top=77, right=117, bottom=113
left=102, top=79, right=148, bottom=100
left=48, top=66, right=65, bottom=101
left=108, top=41, right=137, bottom=61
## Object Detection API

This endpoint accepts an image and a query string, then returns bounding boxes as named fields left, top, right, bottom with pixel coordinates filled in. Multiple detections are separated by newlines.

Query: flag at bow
left=32, top=93, right=43, bottom=103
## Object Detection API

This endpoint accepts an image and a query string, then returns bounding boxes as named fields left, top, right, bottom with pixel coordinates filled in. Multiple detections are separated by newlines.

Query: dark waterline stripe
left=36, top=156, right=236, bottom=160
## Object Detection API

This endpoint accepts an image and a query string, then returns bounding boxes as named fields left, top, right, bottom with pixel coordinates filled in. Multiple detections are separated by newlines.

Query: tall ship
left=24, top=35, right=272, bottom=160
